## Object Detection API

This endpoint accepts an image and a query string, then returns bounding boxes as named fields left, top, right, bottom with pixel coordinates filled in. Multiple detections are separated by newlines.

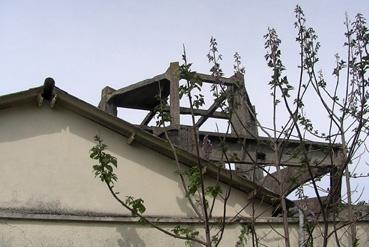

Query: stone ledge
left=0, top=210, right=368, bottom=224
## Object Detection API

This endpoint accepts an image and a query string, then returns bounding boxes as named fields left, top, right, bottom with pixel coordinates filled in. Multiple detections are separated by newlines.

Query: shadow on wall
left=0, top=105, right=64, bottom=142
left=0, top=104, right=200, bottom=216
left=115, top=224, right=205, bottom=247
left=116, top=225, right=146, bottom=247
left=176, top=195, right=195, bottom=217
left=0, top=102, right=257, bottom=217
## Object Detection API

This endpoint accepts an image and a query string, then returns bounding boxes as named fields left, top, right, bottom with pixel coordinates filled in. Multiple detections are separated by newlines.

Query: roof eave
left=0, top=86, right=288, bottom=207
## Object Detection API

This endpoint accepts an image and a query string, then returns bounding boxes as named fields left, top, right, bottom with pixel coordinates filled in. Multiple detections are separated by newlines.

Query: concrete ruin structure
left=98, top=62, right=343, bottom=210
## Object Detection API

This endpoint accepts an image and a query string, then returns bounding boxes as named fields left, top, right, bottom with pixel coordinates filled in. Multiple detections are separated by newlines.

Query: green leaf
left=126, top=196, right=146, bottom=215
left=185, top=167, right=201, bottom=195
left=206, top=185, right=223, bottom=198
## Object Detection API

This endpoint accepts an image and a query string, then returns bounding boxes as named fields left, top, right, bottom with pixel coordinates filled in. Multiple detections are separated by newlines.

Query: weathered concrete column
left=228, top=73, right=257, bottom=138
left=98, top=86, right=117, bottom=116
left=165, top=62, right=180, bottom=129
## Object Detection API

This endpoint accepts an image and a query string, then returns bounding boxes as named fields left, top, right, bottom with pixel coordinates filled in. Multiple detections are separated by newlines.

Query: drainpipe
left=299, top=207, right=305, bottom=247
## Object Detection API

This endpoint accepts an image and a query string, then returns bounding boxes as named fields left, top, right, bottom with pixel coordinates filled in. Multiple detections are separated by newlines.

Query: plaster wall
left=0, top=103, right=272, bottom=218
left=0, top=218, right=368, bottom=246
left=0, top=219, right=291, bottom=247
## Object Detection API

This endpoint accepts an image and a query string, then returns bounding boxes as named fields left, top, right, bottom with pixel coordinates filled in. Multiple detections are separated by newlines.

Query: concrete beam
left=263, top=166, right=329, bottom=196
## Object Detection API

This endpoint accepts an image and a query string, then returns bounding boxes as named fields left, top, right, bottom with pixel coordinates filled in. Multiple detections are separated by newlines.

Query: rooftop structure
left=98, top=62, right=344, bottom=209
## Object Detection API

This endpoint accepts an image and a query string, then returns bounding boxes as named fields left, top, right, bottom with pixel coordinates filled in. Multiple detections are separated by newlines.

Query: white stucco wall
left=0, top=103, right=272, bottom=218
left=0, top=219, right=296, bottom=247
left=0, top=218, right=367, bottom=247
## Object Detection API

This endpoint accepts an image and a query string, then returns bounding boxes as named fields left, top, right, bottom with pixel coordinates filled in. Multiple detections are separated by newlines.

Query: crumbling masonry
left=98, top=62, right=343, bottom=212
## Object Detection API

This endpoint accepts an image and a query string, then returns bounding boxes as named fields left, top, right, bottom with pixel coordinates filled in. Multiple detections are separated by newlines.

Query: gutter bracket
left=127, top=132, right=136, bottom=145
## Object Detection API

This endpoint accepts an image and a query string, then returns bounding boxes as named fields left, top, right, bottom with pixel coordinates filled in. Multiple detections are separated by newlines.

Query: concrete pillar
left=165, top=62, right=181, bottom=129
left=98, top=86, right=117, bottom=116
left=228, top=73, right=258, bottom=138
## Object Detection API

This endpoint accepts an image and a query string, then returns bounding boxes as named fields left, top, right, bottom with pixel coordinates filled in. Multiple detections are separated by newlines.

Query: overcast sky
left=1, top=0, right=368, bottom=202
